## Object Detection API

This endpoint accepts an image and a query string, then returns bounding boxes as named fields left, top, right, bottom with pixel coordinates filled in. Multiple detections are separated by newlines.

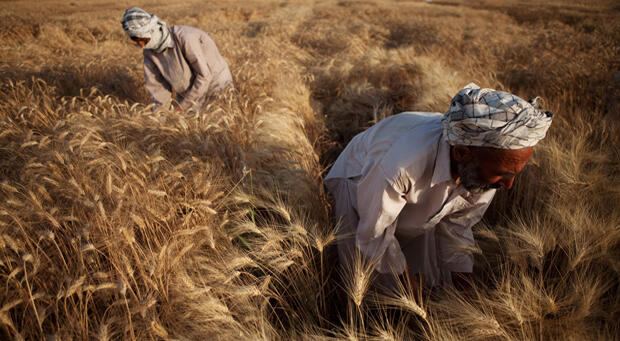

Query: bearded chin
left=457, top=162, right=497, bottom=194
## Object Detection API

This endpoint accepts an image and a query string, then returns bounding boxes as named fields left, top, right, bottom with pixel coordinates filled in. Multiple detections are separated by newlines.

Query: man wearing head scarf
left=121, top=7, right=233, bottom=112
left=324, top=83, right=553, bottom=288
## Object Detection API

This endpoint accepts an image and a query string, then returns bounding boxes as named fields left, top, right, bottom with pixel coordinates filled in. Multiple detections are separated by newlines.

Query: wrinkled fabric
left=121, top=7, right=153, bottom=37
left=325, top=112, right=495, bottom=287
left=143, top=25, right=233, bottom=111
left=121, top=7, right=172, bottom=53
left=442, top=83, right=553, bottom=149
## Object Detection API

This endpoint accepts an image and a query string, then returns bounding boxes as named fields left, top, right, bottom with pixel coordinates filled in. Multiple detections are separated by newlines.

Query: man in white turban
left=324, top=83, right=553, bottom=288
left=121, top=7, right=233, bottom=111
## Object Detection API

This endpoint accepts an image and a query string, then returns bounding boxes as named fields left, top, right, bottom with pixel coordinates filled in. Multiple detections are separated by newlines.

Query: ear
left=451, top=145, right=472, bottom=164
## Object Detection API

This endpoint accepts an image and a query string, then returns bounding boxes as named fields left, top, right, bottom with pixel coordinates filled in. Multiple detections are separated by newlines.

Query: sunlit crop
left=1, top=0, right=618, bottom=339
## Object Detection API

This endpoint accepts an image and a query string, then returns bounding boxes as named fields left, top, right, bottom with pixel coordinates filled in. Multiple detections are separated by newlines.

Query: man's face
left=454, top=146, right=534, bottom=194
left=131, top=36, right=151, bottom=48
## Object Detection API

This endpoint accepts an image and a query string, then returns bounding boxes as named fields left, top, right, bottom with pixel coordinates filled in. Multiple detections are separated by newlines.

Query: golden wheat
left=0, top=0, right=618, bottom=339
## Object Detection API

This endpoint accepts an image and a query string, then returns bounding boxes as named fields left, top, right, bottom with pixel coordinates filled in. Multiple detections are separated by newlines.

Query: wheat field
left=0, top=0, right=618, bottom=339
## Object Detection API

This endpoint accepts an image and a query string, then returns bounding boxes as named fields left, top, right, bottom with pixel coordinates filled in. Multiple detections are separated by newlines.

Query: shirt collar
left=163, top=26, right=176, bottom=50
left=430, top=137, right=453, bottom=187
left=167, top=30, right=176, bottom=49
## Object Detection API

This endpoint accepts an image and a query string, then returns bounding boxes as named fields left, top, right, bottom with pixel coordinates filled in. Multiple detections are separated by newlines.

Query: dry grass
left=0, top=0, right=618, bottom=339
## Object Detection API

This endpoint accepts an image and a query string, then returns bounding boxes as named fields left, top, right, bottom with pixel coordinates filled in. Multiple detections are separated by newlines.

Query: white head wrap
left=442, top=83, right=553, bottom=149
left=121, top=7, right=172, bottom=53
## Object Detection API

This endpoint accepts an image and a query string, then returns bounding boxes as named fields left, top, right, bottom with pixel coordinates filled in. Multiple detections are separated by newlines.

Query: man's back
left=325, top=112, right=443, bottom=188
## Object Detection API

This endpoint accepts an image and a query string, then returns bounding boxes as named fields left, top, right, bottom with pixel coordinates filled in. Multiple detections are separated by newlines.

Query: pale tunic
left=143, top=25, right=233, bottom=111
left=324, top=112, right=496, bottom=286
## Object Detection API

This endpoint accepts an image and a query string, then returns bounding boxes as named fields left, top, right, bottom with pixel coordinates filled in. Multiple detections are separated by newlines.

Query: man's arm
left=436, top=190, right=495, bottom=279
left=355, top=164, right=408, bottom=275
left=143, top=57, right=172, bottom=110
left=178, top=33, right=214, bottom=110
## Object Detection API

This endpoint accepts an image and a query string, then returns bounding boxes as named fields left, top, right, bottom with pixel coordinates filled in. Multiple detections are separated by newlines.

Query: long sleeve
left=178, top=34, right=214, bottom=109
left=143, top=56, right=172, bottom=110
left=435, top=190, right=495, bottom=273
left=355, top=163, right=408, bottom=274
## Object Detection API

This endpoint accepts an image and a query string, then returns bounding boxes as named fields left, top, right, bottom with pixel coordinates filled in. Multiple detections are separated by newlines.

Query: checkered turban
left=442, top=83, right=553, bottom=149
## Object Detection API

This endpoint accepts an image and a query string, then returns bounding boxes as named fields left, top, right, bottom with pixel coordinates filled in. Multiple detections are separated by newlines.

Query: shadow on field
left=0, top=146, right=27, bottom=182
left=1, top=65, right=145, bottom=103
left=385, top=21, right=439, bottom=50
left=291, top=22, right=351, bottom=57
left=469, top=3, right=592, bottom=27
left=426, top=1, right=460, bottom=7
left=309, top=61, right=424, bottom=167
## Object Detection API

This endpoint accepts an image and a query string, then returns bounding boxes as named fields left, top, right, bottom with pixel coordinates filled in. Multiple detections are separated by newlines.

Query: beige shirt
left=325, top=112, right=496, bottom=276
left=143, top=26, right=233, bottom=111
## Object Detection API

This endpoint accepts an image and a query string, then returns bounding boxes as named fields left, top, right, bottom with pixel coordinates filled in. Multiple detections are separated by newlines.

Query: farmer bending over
left=324, top=83, right=553, bottom=289
left=121, top=7, right=233, bottom=112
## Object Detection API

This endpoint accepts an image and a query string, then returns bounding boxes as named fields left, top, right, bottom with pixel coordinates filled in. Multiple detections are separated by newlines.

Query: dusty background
left=1, top=0, right=618, bottom=339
